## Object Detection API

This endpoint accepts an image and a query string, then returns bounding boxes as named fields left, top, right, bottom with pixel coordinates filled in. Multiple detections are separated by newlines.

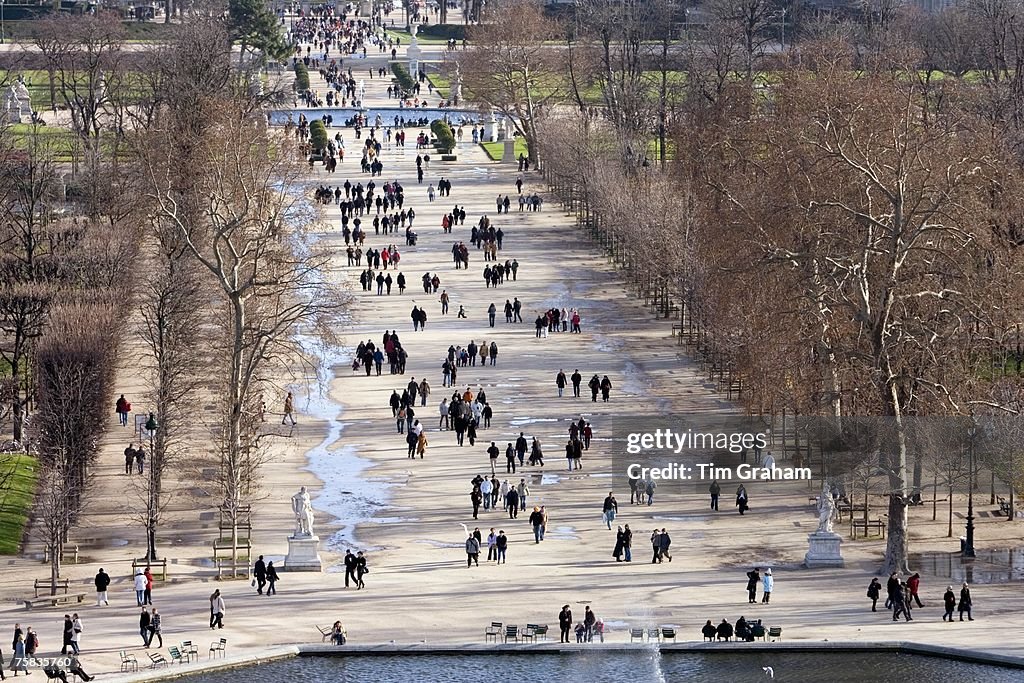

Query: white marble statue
left=291, top=486, right=315, bottom=537
left=817, top=481, right=837, bottom=533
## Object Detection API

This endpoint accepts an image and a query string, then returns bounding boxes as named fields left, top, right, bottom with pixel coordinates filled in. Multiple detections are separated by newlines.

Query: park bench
left=34, top=578, right=70, bottom=598
left=23, top=592, right=87, bottom=609
left=215, top=559, right=251, bottom=579
left=997, top=496, right=1012, bottom=516
left=851, top=519, right=886, bottom=539
left=132, top=558, right=168, bottom=581
left=485, top=622, right=502, bottom=643
left=42, top=545, right=79, bottom=565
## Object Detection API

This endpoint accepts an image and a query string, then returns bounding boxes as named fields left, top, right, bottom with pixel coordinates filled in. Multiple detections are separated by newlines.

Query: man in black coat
left=344, top=550, right=358, bottom=588
left=94, top=568, right=110, bottom=606
left=254, top=555, right=267, bottom=595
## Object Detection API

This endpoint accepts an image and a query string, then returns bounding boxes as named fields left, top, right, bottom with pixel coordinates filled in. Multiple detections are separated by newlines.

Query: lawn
left=481, top=139, right=529, bottom=161
left=0, top=453, right=38, bottom=555
left=385, top=28, right=449, bottom=46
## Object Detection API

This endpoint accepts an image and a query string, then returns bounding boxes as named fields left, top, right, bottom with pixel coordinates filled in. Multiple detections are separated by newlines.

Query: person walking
left=571, top=370, right=582, bottom=397
left=344, top=550, right=357, bottom=588
left=559, top=605, right=573, bottom=643
left=746, top=568, right=760, bottom=604
left=355, top=551, right=368, bottom=589
left=140, top=606, right=152, bottom=647
left=470, top=487, right=482, bottom=519
left=124, top=443, right=135, bottom=475
left=516, top=478, right=529, bottom=507
left=658, top=528, right=672, bottom=562
left=908, top=572, right=924, bottom=608
left=210, top=589, right=225, bottom=629
left=148, top=609, right=163, bottom=648
left=133, top=570, right=146, bottom=606
left=60, top=614, right=73, bottom=655
left=959, top=582, right=973, bottom=621
left=529, top=507, right=544, bottom=543
left=603, top=492, right=618, bottom=530
left=736, top=484, right=749, bottom=514
left=94, top=568, right=110, bottom=606
left=622, top=524, right=633, bottom=562
left=12, top=633, right=28, bottom=676
left=761, top=569, right=773, bottom=603
left=486, top=528, right=498, bottom=562
left=867, top=577, right=882, bottom=612
left=254, top=555, right=267, bottom=594
left=495, top=530, right=508, bottom=563
left=69, top=614, right=82, bottom=655
left=942, top=585, right=957, bottom=622
left=613, top=526, right=625, bottom=562
left=650, top=529, right=662, bottom=563
left=709, top=480, right=720, bottom=511
left=556, top=370, right=567, bottom=397
left=282, top=391, right=297, bottom=426
left=506, top=486, right=520, bottom=519
left=465, top=534, right=480, bottom=567
left=143, top=566, right=154, bottom=605
left=116, top=394, right=130, bottom=427
left=266, top=561, right=279, bottom=595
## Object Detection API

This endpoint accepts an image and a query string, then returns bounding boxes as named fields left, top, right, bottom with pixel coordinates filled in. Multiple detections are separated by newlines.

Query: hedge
left=391, top=62, right=416, bottom=92
left=294, top=62, right=310, bottom=92
left=309, top=120, right=328, bottom=152
left=416, top=24, right=466, bottom=40
left=431, top=119, right=455, bottom=153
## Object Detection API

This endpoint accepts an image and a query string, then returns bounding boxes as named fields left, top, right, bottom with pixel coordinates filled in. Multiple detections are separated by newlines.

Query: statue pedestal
left=804, top=531, right=844, bottom=568
left=284, top=534, right=323, bottom=571
left=501, top=139, right=517, bottom=164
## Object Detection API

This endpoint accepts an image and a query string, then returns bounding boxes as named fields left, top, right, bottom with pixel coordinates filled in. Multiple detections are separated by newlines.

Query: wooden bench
left=212, top=539, right=252, bottom=559
left=42, top=545, right=79, bottom=565
left=215, top=559, right=251, bottom=579
left=132, top=558, right=168, bottom=581
left=997, top=496, right=1011, bottom=516
left=24, top=592, right=87, bottom=609
left=34, top=578, right=70, bottom=598
left=851, top=519, right=886, bottom=539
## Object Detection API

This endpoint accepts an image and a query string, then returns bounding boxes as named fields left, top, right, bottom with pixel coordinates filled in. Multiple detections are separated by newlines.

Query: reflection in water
left=912, top=547, right=1024, bottom=584
left=180, top=652, right=1020, bottom=683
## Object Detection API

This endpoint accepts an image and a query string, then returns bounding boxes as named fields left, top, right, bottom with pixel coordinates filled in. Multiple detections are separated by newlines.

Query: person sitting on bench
left=701, top=620, right=717, bottom=641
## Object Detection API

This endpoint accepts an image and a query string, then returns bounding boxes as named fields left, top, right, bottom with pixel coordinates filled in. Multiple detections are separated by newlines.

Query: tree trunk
left=947, top=487, right=954, bottom=537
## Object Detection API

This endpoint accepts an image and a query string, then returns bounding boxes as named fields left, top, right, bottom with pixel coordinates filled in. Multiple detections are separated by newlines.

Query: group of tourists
left=869, top=573, right=974, bottom=623
left=353, top=333, right=409, bottom=376
left=701, top=617, right=766, bottom=642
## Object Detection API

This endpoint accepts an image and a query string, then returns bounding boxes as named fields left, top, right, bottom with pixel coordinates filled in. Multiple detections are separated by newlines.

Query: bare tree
left=141, top=98, right=345, bottom=560
left=459, top=0, right=564, bottom=164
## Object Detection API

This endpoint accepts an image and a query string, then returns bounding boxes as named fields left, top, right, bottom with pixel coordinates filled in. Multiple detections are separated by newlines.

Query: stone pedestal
left=284, top=534, right=323, bottom=571
left=501, top=138, right=516, bottom=164
left=804, top=531, right=844, bottom=568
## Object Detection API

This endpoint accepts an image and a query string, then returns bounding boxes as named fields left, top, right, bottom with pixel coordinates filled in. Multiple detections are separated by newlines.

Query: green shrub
left=431, top=119, right=456, bottom=153
left=294, top=62, right=310, bottom=92
left=391, top=62, right=416, bottom=92
left=309, top=120, right=328, bottom=153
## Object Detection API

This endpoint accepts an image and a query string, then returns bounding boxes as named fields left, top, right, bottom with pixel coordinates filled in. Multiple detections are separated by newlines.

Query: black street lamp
left=144, top=412, right=159, bottom=561
left=964, top=425, right=976, bottom=559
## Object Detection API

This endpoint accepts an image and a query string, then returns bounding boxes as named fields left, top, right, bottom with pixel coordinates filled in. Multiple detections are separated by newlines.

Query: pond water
left=912, top=547, right=1024, bottom=584
left=180, top=651, right=1019, bottom=683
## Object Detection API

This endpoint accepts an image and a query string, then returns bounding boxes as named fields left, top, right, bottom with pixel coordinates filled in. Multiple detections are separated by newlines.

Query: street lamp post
left=964, top=425, right=976, bottom=558
left=1, top=0, right=7, bottom=47
left=144, top=412, right=159, bottom=561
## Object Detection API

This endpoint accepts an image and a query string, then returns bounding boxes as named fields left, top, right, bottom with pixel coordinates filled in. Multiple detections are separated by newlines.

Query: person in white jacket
left=762, top=569, right=774, bottom=604
left=133, top=571, right=147, bottom=606
left=210, top=589, right=226, bottom=629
